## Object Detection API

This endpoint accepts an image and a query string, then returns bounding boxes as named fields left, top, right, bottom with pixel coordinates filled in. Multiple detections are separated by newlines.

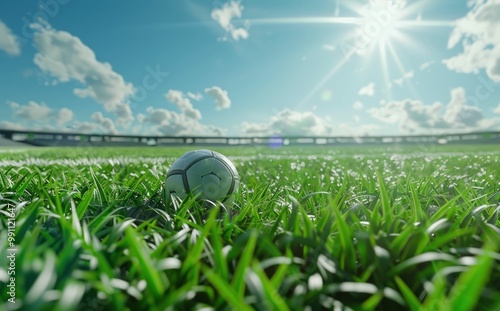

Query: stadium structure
left=1, top=129, right=499, bottom=147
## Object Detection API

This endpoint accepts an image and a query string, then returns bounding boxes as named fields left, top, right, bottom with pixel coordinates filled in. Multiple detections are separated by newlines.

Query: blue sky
left=0, top=0, right=499, bottom=137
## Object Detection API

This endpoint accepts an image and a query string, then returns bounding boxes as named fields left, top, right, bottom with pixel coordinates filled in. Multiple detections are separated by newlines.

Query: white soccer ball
left=165, top=149, right=239, bottom=205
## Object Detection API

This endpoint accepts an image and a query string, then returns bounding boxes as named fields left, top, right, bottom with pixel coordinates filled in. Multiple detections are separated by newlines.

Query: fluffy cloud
left=91, top=112, right=116, bottom=133
left=242, top=109, right=334, bottom=136
left=165, top=90, right=202, bottom=120
left=31, top=21, right=135, bottom=123
left=0, top=20, right=21, bottom=56
left=132, top=89, right=227, bottom=136
left=322, top=44, right=336, bottom=51
left=187, top=92, right=203, bottom=101
left=444, top=0, right=500, bottom=82
left=71, top=120, right=113, bottom=134
left=353, top=101, right=364, bottom=110
left=9, top=101, right=52, bottom=120
left=241, top=121, right=270, bottom=136
left=358, top=82, right=375, bottom=96
left=205, top=86, right=231, bottom=110
left=495, top=103, right=500, bottom=113
left=3, top=100, right=120, bottom=134
left=114, top=103, right=134, bottom=125
left=443, top=88, right=484, bottom=126
left=370, top=100, right=444, bottom=131
left=267, top=110, right=334, bottom=136
left=369, top=87, right=500, bottom=133
left=141, top=107, right=172, bottom=125
left=138, top=106, right=225, bottom=136
left=419, top=61, right=435, bottom=71
left=0, top=121, right=26, bottom=131
left=338, top=123, right=381, bottom=137
left=211, top=1, right=249, bottom=41
left=242, top=109, right=382, bottom=137
left=393, top=71, right=414, bottom=87
left=58, top=108, right=74, bottom=125
left=8, top=101, right=74, bottom=127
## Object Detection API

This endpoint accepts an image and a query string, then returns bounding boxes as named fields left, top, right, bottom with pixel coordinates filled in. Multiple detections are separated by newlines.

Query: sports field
left=1, top=145, right=499, bottom=310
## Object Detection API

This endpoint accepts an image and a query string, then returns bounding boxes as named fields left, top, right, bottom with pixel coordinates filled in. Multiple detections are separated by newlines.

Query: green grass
left=0, top=144, right=499, bottom=311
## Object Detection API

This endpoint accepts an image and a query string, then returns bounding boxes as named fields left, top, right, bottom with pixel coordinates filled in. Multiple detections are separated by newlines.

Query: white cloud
left=477, top=117, right=500, bottom=129
left=241, top=121, right=271, bottom=136
left=369, top=87, right=500, bottom=133
left=72, top=121, right=112, bottom=134
left=137, top=113, right=146, bottom=123
left=9, top=101, right=51, bottom=120
left=0, top=20, right=21, bottom=56
left=393, top=71, right=414, bottom=87
left=3, top=100, right=122, bottom=134
left=57, top=108, right=74, bottom=126
left=323, top=44, right=336, bottom=51
left=187, top=92, right=203, bottom=101
left=8, top=101, right=74, bottom=127
left=443, top=88, right=484, bottom=127
left=242, top=109, right=334, bottom=136
left=211, top=1, right=249, bottom=41
left=495, top=103, right=500, bottom=113
left=443, top=0, right=500, bottom=82
left=137, top=89, right=228, bottom=136
left=242, top=109, right=382, bottom=137
left=358, top=82, right=375, bottom=96
left=31, top=21, right=135, bottom=123
left=419, top=61, right=435, bottom=71
left=338, top=123, right=381, bottom=137
left=114, top=103, right=134, bottom=125
left=165, top=90, right=201, bottom=120
left=91, top=112, right=116, bottom=133
left=205, top=86, right=231, bottom=110
left=370, top=100, right=445, bottom=130
left=0, top=121, right=26, bottom=131
left=142, top=107, right=172, bottom=125
left=353, top=101, right=364, bottom=110
left=0, top=122, right=73, bottom=133
left=139, top=106, right=225, bottom=136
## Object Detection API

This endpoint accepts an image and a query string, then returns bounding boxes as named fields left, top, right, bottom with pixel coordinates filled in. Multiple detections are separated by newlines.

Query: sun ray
left=297, top=48, right=357, bottom=108
left=378, top=42, right=393, bottom=101
left=396, top=20, right=456, bottom=28
left=249, top=17, right=360, bottom=25
left=247, top=17, right=455, bottom=28
left=247, top=0, right=458, bottom=108
left=386, top=39, right=419, bottom=99
left=400, top=0, right=442, bottom=21
left=340, top=1, right=366, bottom=18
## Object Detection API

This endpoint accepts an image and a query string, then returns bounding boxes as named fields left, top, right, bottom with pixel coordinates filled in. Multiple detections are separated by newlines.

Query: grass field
left=1, top=144, right=499, bottom=311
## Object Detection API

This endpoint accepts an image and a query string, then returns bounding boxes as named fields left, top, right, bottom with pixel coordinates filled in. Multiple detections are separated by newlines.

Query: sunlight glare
left=249, top=0, right=457, bottom=105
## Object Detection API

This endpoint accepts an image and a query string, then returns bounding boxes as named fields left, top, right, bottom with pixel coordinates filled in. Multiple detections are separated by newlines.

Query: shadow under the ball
left=125, top=190, right=237, bottom=227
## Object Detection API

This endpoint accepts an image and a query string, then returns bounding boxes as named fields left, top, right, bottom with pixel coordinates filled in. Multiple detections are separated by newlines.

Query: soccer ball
left=165, top=149, right=239, bottom=205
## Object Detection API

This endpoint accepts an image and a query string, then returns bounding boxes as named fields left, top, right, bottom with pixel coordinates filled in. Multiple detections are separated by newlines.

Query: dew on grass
left=1, top=146, right=500, bottom=310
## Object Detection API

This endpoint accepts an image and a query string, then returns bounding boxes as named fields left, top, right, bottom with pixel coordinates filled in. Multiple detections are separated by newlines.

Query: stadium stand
left=0, top=129, right=499, bottom=147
